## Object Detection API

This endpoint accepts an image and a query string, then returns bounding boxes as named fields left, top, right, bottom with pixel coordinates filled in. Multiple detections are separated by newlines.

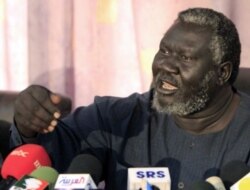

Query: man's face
left=151, top=21, right=219, bottom=116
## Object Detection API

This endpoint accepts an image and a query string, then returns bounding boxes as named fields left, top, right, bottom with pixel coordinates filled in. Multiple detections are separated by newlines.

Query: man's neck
left=173, top=86, right=240, bottom=135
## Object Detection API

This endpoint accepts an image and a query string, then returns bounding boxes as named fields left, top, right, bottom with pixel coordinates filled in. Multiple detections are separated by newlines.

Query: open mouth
left=162, top=80, right=178, bottom=90
left=156, top=79, right=178, bottom=95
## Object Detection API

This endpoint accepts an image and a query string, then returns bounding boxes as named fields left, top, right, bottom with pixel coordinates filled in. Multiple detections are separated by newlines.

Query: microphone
left=189, top=181, right=216, bottom=190
left=206, top=176, right=226, bottom=190
left=127, top=167, right=171, bottom=190
left=54, top=154, right=103, bottom=190
left=220, top=160, right=250, bottom=189
left=0, top=144, right=51, bottom=189
left=10, top=166, right=59, bottom=190
left=230, top=172, right=250, bottom=190
left=30, top=166, right=59, bottom=189
left=9, top=175, right=49, bottom=190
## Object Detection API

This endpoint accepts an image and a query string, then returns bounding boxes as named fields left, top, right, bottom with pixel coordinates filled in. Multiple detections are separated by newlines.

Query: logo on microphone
left=34, top=160, right=41, bottom=168
left=11, top=150, right=29, bottom=157
left=24, top=178, right=44, bottom=188
left=136, top=171, right=166, bottom=178
left=58, top=176, right=85, bottom=186
left=127, top=167, right=171, bottom=190
left=9, top=175, right=49, bottom=190
left=54, top=174, right=97, bottom=189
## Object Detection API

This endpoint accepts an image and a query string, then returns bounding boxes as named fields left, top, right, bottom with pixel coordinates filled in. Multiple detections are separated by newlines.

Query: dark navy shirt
left=10, top=90, right=250, bottom=190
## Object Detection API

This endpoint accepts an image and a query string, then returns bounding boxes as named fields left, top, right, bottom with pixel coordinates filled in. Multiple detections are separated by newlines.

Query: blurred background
left=0, top=0, right=250, bottom=108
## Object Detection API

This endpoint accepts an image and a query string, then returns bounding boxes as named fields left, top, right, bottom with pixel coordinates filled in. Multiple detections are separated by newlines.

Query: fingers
left=28, top=85, right=61, bottom=117
left=50, top=93, right=61, bottom=104
left=51, top=93, right=72, bottom=117
left=15, top=112, right=49, bottom=136
left=14, top=85, right=62, bottom=137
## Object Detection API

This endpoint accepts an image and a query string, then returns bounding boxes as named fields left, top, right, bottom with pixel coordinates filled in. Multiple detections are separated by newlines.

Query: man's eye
left=160, top=48, right=170, bottom=55
left=181, top=55, right=192, bottom=62
left=164, top=50, right=170, bottom=55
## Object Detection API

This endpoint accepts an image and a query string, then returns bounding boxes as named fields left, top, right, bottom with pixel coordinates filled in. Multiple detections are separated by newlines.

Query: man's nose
left=157, top=56, right=179, bottom=74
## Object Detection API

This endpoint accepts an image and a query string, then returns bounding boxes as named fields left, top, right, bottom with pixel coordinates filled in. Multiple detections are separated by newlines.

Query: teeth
left=162, top=81, right=177, bottom=90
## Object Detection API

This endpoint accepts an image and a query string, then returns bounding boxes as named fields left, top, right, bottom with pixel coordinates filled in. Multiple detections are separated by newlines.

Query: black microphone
left=66, top=154, right=103, bottom=184
left=54, top=154, right=103, bottom=189
left=220, top=160, right=250, bottom=189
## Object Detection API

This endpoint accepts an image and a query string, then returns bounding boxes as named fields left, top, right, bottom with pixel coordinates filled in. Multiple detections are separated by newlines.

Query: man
left=10, top=8, right=250, bottom=190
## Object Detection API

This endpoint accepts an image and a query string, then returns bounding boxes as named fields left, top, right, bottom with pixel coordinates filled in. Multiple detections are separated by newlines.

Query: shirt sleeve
left=9, top=123, right=24, bottom=148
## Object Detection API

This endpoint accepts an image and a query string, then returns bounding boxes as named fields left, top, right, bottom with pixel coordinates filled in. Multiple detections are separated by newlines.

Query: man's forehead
left=165, top=21, right=212, bottom=36
left=162, top=22, right=213, bottom=44
left=160, top=22, right=213, bottom=54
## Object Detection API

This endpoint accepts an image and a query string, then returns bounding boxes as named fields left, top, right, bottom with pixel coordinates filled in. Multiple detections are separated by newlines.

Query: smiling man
left=151, top=11, right=241, bottom=135
left=10, top=8, right=250, bottom=190
left=152, top=22, right=217, bottom=116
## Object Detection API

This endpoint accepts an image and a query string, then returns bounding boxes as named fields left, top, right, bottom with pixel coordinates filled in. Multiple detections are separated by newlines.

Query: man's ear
left=217, top=61, right=233, bottom=85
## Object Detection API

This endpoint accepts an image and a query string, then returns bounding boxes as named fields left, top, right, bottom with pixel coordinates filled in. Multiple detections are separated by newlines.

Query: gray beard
left=152, top=71, right=216, bottom=116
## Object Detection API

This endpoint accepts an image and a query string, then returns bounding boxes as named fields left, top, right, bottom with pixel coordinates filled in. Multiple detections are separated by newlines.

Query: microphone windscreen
left=189, top=181, right=215, bottom=190
left=30, top=166, right=58, bottom=190
left=66, top=154, right=103, bottom=184
left=220, top=160, right=250, bottom=189
left=1, top=144, right=51, bottom=180
left=30, top=166, right=58, bottom=184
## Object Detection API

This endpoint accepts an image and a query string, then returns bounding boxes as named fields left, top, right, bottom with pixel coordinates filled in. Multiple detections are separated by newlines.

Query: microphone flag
left=230, top=172, right=250, bottom=190
left=9, top=175, right=49, bottom=190
left=127, top=167, right=170, bottom=190
left=54, top=174, right=97, bottom=190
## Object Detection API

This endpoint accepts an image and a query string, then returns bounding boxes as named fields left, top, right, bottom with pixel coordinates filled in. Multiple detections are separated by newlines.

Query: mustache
left=154, top=71, right=179, bottom=87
